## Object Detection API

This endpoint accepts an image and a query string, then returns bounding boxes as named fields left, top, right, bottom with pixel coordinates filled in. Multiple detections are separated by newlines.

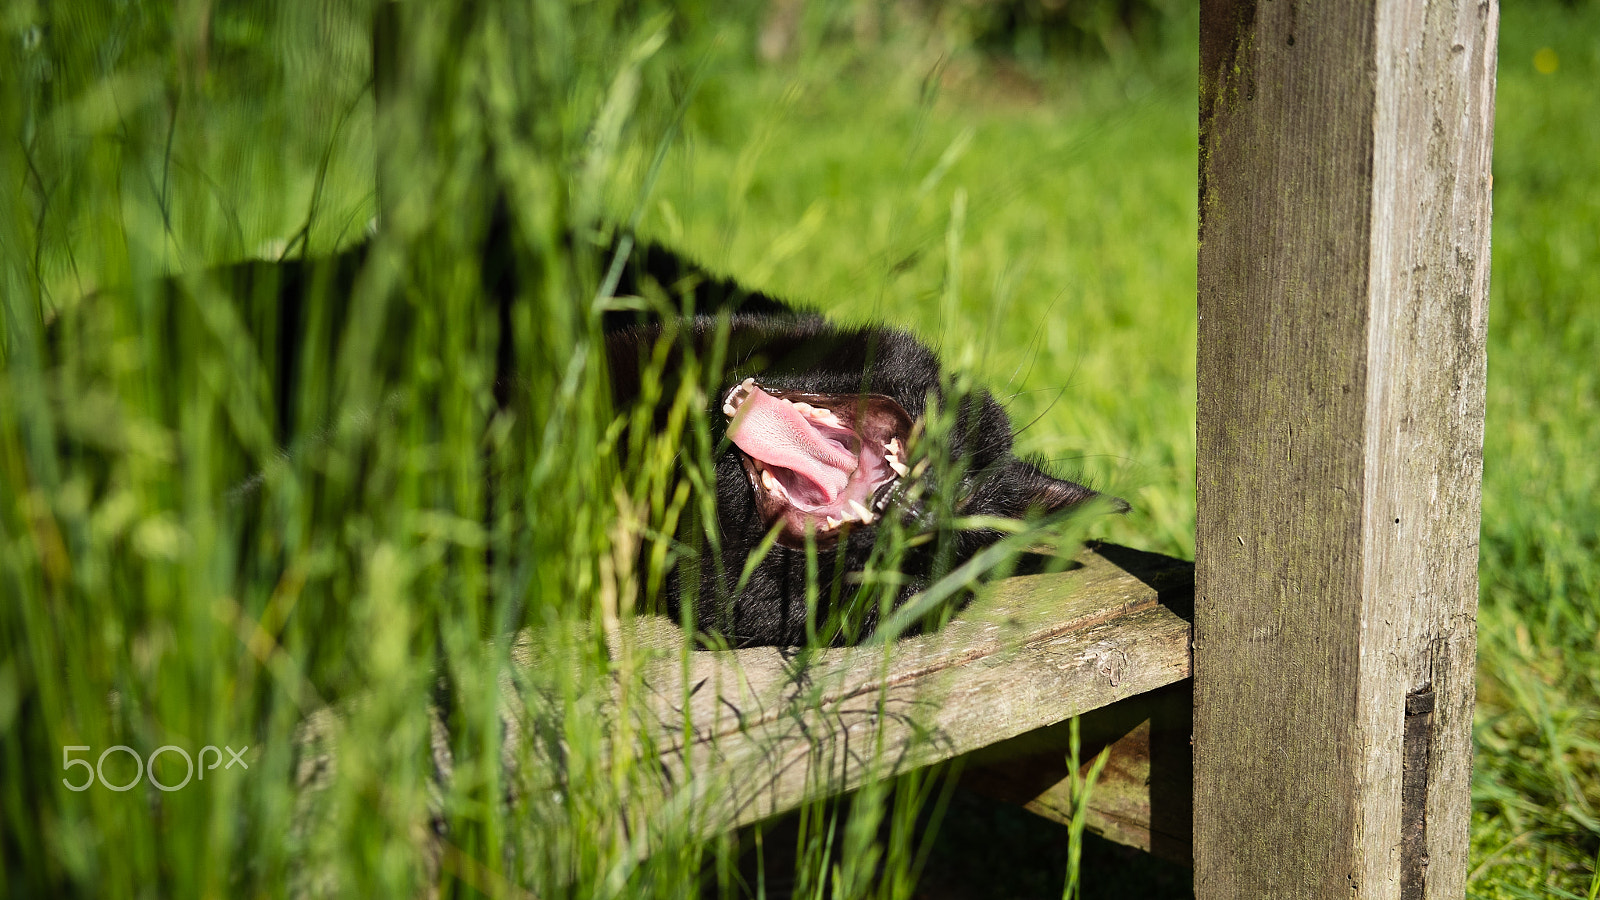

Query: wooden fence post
left=1194, top=0, right=1496, bottom=897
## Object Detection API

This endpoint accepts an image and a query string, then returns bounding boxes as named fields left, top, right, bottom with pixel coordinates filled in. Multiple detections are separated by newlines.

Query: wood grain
left=1195, top=0, right=1495, bottom=897
left=295, top=542, right=1197, bottom=872
left=553, top=542, right=1195, bottom=836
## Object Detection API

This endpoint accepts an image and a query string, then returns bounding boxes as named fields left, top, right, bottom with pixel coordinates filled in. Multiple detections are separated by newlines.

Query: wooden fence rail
left=296, top=542, right=1196, bottom=871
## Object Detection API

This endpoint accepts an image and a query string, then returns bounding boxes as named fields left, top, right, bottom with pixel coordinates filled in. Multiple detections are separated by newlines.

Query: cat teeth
left=788, top=400, right=842, bottom=427
left=883, top=437, right=911, bottom=478
left=819, top=502, right=877, bottom=531
left=723, top=382, right=847, bottom=428
left=845, top=499, right=876, bottom=524
left=723, top=378, right=759, bottom=418
left=760, top=469, right=782, bottom=495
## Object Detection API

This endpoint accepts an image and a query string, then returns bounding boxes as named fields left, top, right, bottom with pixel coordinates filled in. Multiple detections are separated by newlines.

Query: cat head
left=696, top=315, right=1123, bottom=644
left=712, top=314, right=1117, bottom=540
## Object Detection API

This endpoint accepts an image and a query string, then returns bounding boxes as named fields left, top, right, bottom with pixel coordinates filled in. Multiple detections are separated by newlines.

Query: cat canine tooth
left=885, top=437, right=902, bottom=456
left=825, top=516, right=840, bottom=530
left=846, top=499, right=875, bottom=523
left=761, top=470, right=782, bottom=494
left=887, top=458, right=910, bottom=477
left=724, top=378, right=764, bottom=417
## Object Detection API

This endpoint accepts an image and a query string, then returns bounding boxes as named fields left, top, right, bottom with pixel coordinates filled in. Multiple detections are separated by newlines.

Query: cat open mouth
left=722, top=378, right=914, bottom=547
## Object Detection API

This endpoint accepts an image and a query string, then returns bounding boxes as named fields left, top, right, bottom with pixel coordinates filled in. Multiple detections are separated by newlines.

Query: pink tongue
left=729, top=387, right=857, bottom=503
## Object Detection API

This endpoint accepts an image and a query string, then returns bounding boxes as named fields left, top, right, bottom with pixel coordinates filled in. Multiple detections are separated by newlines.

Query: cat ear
left=1006, top=458, right=1130, bottom=516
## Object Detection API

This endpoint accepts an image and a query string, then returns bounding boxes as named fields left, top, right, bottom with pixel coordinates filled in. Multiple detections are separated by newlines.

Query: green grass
left=1468, top=3, right=1600, bottom=895
left=615, top=22, right=1199, bottom=562
left=2, top=0, right=1598, bottom=897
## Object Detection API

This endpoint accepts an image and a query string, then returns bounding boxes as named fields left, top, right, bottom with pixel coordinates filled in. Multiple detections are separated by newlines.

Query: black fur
left=62, top=214, right=1117, bottom=648
left=602, top=240, right=1117, bottom=647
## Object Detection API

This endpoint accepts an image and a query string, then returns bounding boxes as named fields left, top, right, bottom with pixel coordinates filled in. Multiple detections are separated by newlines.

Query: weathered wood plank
left=484, top=544, right=1191, bottom=840
left=295, top=542, right=1194, bottom=877
left=1195, top=0, right=1495, bottom=897
left=589, top=543, right=1194, bottom=835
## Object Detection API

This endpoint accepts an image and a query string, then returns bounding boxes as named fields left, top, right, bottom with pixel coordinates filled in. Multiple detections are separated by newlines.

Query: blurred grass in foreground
left=0, top=1, right=1118, bottom=896
left=2, top=0, right=1598, bottom=897
left=5, top=2, right=781, bottom=895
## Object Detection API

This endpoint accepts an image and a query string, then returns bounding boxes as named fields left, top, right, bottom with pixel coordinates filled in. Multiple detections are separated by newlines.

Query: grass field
left=2, top=1, right=1597, bottom=897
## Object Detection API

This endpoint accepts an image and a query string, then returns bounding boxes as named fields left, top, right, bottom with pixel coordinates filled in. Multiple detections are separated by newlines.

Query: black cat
left=603, top=240, right=1121, bottom=646
left=60, top=222, right=1119, bottom=648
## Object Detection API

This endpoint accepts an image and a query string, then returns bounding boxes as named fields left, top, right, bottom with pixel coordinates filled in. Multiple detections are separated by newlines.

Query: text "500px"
left=63, top=745, right=249, bottom=792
